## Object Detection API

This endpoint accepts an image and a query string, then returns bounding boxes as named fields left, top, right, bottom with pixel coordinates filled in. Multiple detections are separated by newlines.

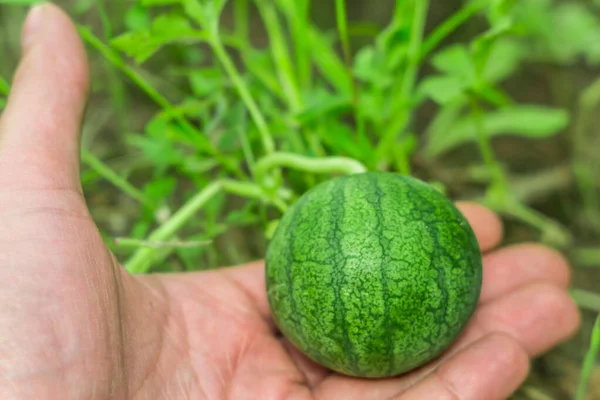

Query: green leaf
left=418, top=75, right=466, bottom=105
left=143, top=177, right=177, bottom=202
left=243, top=49, right=284, bottom=99
left=471, top=17, right=516, bottom=75
left=126, top=116, right=195, bottom=173
left=0, top=98, right=6, bottom=110
left=181, top=158, right=219, bottom=175
left=189, top=69, right=223, bottom=97
left=308, top=28, right=352, bottom=95
left=112, top=13, right=206, bottom=64
left=358, top=90, right=386, bottom=124
left=376, top=18, right=409, bottom=72
left=474, top=84, right=512, bottom=107
left=318, top=119, right=374, bottom=162
left=513, top=1, right=600, bottom=66
left=425, top=105, right=570, bottom=157
left=295, top=90, right=353, bottom=123
left=431, top=44, right=477, bottom=84
left=225, top=202, right=260, bottom=225
left=481, top=38, right=524, bottom=83
left=487, top=0, right=516, bottom=25
left=354, top=46, right=393, bottom=88
left=125, top=4, right=151, bottom=31
left=550, top=3, right=600, bottom=65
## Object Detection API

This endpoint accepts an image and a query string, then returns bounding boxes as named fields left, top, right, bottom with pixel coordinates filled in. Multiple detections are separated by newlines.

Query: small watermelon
left=265, top=172, right=482, bottom=378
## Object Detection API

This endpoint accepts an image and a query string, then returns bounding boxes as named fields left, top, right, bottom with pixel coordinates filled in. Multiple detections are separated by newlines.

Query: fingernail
left=22, top=3, right=47, bottom=51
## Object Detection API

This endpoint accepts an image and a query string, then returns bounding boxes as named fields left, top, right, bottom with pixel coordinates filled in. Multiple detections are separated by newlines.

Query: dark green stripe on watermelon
left=265, top=172, right=482, bottom=378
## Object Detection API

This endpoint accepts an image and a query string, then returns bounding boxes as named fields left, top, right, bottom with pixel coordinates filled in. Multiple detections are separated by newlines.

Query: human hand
left=0, top=4, right=581, bottom=399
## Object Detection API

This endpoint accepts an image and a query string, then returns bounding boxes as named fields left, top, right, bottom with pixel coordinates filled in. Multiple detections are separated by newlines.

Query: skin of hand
left=0, top=4, right=581, bottom=400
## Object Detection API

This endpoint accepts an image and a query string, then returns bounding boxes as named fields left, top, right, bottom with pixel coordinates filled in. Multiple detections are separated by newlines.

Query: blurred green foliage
left=2, top=0, right=600, bottom=397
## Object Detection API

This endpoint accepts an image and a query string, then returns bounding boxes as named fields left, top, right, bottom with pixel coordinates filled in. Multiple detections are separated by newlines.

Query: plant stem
left=377, top=0, right=429, bottom=164
left=468, top=98, right=572, bottom=246
left=575, top=314, right=600, bottom=400
left=81, top=148, right=155, bottom=208
left=255, top=0, right=308, bottom=156
left=420, top=0, right=485, bottom=60
left=257, top=0, right=302, bottom=111
left=335, top=0, right=351, bottom=68
left=125, top=178, right=276, bottom=273
left=254, top=152, right=367, bottom=186
left=114, top=237, right=211, bottom=249
left=209, top=35, right=275, bottom=155
left=78, top=27, right=173, bottom=113
left=470, top=97, right=508, bottom=192
left=126, top=181, right=223, bottom=273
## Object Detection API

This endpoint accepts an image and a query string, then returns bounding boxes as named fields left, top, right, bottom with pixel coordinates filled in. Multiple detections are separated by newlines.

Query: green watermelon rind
left=265, top=172, right=482, bottom=378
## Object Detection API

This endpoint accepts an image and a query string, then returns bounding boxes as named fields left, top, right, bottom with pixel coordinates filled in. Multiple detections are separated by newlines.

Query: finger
left=315, top=283, right=579, bottom=400
left=479, top=243, right=571, bottom=304
left=0, top=4, right=89, bottom=191
left=455, top=201, right=503, bottom=252
left=465, top=282, right=580, bottom=357
left=399, top=333, right=529, bottom=400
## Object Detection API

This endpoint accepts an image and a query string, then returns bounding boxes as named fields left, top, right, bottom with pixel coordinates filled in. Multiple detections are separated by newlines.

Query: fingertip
left=456, top=201, right=504, bottom=252
left=1, top=2, right=90, bottom=190
left=476, top=282, right=582, bottom=357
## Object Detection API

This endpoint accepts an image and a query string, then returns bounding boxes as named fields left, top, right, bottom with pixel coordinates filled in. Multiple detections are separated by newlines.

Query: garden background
left=1, top=0, right=600, bottom=398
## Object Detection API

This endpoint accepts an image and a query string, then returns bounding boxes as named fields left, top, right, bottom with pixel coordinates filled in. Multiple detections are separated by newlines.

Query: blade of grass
left=575, top=314, right=600, bottom=400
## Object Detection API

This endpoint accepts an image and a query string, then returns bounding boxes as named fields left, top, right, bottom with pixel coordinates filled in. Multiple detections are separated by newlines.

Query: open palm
left=0, top=5, right=580, bottom=400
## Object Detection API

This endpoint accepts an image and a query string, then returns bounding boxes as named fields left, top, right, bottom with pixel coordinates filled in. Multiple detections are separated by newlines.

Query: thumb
left=0, top=3, right=90, bottom=191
